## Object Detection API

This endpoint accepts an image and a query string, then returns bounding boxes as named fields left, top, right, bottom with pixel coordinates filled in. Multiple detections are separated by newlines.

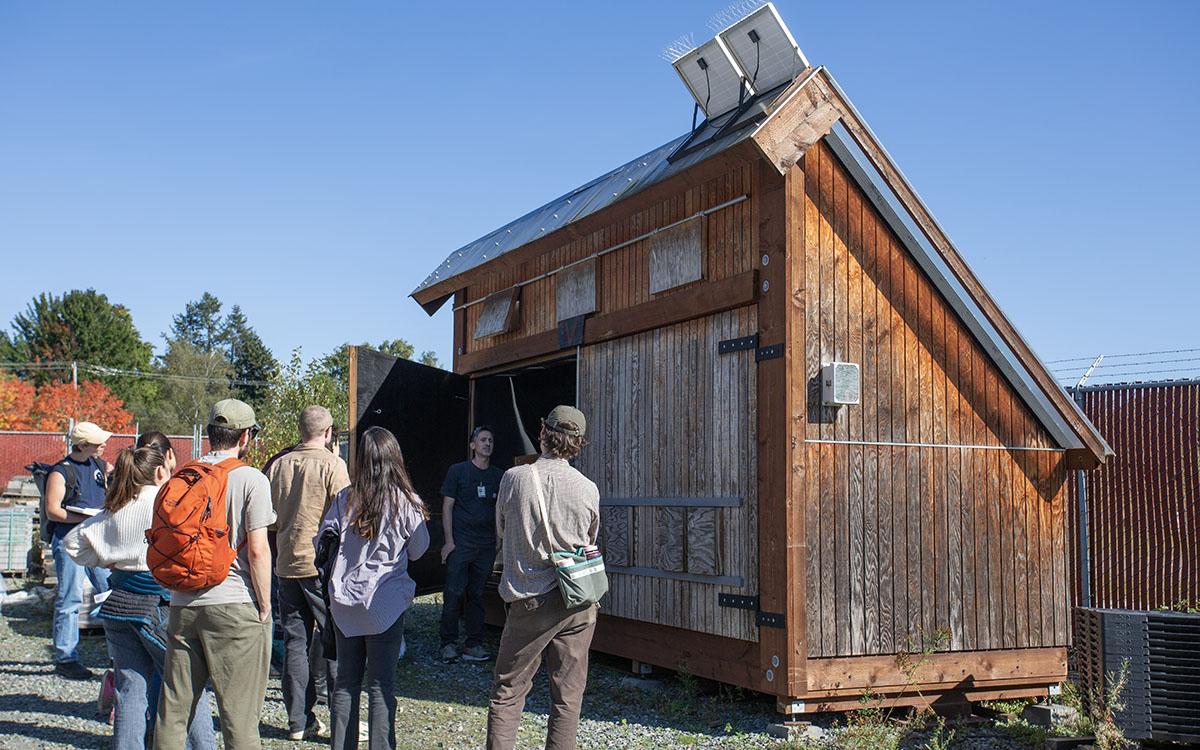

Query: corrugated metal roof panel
left=411, top=84, right=789, bottom=301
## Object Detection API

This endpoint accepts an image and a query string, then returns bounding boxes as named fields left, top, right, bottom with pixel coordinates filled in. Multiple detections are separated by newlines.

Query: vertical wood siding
left=577, top=307, right=760, bottom=642
left=1069, top=383, right=1200, bottom=611
left=461, top=165, right=755, bottom=353
left=800, top=141, right=1070, bottom=657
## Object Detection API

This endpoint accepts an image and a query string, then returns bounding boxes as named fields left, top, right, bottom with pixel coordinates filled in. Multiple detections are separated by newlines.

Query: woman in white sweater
left=64, top=446, right=214, bottom=750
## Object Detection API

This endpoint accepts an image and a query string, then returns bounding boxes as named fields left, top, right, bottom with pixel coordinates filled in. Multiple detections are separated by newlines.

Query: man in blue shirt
left=439, top=426, right=503, bottom=662
left=43, top=421, right=113, bottom=680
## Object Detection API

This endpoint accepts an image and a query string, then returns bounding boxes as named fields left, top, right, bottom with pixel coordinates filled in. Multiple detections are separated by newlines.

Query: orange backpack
left=146, top=457, right=245, bottom=591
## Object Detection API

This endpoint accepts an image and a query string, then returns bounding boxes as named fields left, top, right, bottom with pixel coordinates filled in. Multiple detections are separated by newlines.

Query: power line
left=0, top=361, right=272, bottom=388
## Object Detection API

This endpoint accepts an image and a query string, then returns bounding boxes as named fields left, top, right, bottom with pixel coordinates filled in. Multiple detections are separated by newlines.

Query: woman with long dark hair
left=317, top=427, right=430, bottom=750
left=63, top=447, right=214, bottom=749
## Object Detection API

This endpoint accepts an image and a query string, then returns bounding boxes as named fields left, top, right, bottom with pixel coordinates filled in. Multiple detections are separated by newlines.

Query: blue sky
left=1, top=1, right=1196, bottom=378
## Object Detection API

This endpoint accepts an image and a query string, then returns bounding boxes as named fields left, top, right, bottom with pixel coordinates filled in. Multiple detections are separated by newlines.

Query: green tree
left=143, top=338, right=235, bottom=434
left=168, top=294, right=278, bottom=407
left=170, top=292, right=225, bottom=353
left=222, top=305, right=278, bottom=405
left=2, top=289, right=155, bottom=408
left=319, top=339, right=438, bottom=391
left=250, top=348, right=346, bottom=464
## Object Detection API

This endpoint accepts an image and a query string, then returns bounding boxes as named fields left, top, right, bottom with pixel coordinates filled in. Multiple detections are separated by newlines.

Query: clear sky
left=1, top=1, right=1196, bottom=379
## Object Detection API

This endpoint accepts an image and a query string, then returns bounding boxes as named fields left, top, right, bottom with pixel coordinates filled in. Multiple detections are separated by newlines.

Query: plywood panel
left=649, top=218, right=705, bottom=294
left=556, top=258, right=597, bottom=322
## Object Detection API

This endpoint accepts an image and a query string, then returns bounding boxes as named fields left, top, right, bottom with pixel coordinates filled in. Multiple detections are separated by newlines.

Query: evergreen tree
left=222, top=305, right=278, bottom=405
left=170, top=292, right=224, bottom=353
left=2, top=289, right=154, bottom=407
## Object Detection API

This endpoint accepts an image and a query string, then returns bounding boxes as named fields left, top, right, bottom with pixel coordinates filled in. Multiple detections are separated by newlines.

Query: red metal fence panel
left=1069, top=382, right=1200, bottom=610
left=0, top=432, right=209, bottom=487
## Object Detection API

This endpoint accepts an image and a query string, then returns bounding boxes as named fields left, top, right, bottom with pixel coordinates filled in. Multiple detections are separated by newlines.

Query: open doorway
left=471, top=357, right=577, bottom=470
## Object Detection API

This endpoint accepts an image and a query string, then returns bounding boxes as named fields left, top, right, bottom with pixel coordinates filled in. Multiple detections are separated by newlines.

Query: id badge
left=477, top=483, right=486, bottom=498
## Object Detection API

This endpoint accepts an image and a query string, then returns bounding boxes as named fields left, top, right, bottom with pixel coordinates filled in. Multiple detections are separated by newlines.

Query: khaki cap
left=208, top=399, right=259, bottom=431
left=544, top=405, right=586, bottom=437
left=69, top=422, right=112, bottom=446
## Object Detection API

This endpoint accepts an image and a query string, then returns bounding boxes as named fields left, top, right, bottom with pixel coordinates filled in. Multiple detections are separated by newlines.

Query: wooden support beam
left=591, top=614, right=770, bottom=693
left=783, top=161, right=809, bottom=694
left=456, top=270, right=760, bottom=374
left=413, top=140, right=762, bottom=309
left=752, top=79, right=842, bottom=176
left=805, top=646, right=1067, bottom=693
left=755, top=158, right=793, bottom=697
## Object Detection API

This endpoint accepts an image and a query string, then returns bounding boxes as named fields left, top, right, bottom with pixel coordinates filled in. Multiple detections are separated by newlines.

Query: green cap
left=208, top=398, right=259, bottom=431
left=544, top=405, right=586, bottom=437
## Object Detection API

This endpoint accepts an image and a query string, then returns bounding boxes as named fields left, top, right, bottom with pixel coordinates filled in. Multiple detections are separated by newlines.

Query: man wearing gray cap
left=486, top=405, right=600, bottom=750
left=154, top=399, right=276, bottom=750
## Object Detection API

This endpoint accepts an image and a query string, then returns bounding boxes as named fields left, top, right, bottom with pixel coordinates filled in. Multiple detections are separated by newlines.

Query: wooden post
left=347, top=345, right=358, bottom=477
left=756, top=158, right=797, bottom=697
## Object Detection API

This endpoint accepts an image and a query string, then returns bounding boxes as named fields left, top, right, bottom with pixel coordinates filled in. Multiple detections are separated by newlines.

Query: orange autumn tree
left=31, top=379, right=135, bottom=433
left=0, top=373, right=36, bottom=430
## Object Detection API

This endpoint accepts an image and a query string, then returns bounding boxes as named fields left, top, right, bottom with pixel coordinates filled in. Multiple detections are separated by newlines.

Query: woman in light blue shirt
left=317, top=427, right=429, bottom=750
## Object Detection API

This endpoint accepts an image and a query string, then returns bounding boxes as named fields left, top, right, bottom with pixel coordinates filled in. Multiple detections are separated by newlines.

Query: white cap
left=69, top=421, right=113, bottom=446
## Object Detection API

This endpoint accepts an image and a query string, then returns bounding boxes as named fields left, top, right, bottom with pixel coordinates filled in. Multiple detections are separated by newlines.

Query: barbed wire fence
left=1048, top=348, right=1200, bottom=389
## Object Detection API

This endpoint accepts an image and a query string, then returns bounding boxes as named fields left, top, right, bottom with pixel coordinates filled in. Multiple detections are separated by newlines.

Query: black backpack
left=313, top=489, right=345, bottom=659
left=27, top=456, right=107, bottom=543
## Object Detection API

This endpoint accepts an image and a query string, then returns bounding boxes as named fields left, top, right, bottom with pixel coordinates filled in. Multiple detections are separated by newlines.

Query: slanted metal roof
left=411, top=82, right=794, bottom=309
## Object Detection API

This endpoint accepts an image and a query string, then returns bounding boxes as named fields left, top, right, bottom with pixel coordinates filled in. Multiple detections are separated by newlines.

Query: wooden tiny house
left=351, top=57, right=1111, bottom=712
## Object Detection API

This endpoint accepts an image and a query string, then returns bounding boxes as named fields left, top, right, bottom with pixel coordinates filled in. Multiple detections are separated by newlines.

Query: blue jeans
left=51, top=533, right=111, bottom=663
left=105, top=616, right=215, bottom=750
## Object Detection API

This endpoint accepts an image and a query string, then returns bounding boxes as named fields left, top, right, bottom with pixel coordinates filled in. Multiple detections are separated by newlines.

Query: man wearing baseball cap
left=155, top=399, right=276, bottom=750
left=487, top=405, right=600, bottom=750
left=44, top=421, right=113, bottom=680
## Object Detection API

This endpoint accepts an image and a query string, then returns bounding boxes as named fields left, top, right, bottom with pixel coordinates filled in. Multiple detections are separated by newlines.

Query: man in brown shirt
left=266, top=405, right=350, bottom=741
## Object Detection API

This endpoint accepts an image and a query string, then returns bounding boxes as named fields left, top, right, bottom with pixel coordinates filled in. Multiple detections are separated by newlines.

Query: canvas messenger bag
left=529, top=463, right=608, bottom=609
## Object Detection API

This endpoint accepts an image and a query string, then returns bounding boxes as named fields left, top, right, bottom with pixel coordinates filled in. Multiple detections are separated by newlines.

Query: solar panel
left=672, top=35, right=754, bottom=120
left=717, top=2, right=807, bottom=94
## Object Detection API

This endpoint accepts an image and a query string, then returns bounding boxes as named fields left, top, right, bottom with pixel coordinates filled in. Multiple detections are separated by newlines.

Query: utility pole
left=71, top=361, right=78, bottom=390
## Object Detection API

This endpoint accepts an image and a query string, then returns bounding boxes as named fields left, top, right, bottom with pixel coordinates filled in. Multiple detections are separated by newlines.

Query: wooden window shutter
left=649, top=217, right=705, bottom=295
left=473, top=287, right=521, bottom=339
left=556, top=259, right=597, bottom=322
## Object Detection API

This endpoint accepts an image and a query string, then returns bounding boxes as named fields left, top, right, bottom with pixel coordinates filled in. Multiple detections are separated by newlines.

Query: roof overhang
left=746, top=68, right=1111, bottom=466
left=408, top=63, right=1111, bottom=466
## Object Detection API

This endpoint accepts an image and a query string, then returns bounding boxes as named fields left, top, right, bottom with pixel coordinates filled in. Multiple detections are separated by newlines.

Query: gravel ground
left=0, top=583, right=1052, bottom=750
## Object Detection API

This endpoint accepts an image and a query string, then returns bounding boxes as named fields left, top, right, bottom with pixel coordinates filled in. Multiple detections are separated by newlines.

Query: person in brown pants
left=486, top=406, right=600, bottom=750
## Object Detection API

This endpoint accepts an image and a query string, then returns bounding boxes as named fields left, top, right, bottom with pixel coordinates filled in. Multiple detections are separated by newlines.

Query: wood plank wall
left=461, top=164, right=755, bottom=353
left=577, top=307, right=760, bottom=642
left=800, top=141, right=1071, bottom=658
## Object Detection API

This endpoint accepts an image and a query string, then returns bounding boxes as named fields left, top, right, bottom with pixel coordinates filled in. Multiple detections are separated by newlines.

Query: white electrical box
left=820, top=362, right=860, bottom=406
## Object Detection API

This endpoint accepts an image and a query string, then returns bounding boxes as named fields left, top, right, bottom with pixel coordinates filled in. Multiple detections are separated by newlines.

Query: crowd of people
left=43, top=398, right=602, bottom=750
